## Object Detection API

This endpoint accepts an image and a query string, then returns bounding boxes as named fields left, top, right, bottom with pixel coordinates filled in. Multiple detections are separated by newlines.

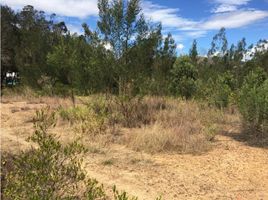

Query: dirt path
left=1, top=101, right=268, bottom=199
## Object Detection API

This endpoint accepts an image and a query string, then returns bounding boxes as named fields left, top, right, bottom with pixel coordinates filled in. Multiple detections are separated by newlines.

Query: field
left=1, top=95, right=268, bottom=200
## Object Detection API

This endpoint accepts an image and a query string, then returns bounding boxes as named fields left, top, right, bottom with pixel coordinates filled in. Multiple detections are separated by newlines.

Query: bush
left=58, top=97, right=111, bottom=136
left=200, top=72, right=236, bottom=108
left=169, top=56, right=198, bottom=99
left=2, top=107, right=106, bottom=199
left=238, top=68, right=268, bottom=134
left=2, top=107, right=160, bottom=199
left=112, top=95, right=148, bottom=128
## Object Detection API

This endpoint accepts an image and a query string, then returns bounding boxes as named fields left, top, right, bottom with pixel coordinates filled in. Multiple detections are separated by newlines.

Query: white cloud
left=67, top=23, right=84, bottom=35
left=211, top=0, right=251, bottom=13
left=213, top=0, right=250, bottom=6
left=1, top=0, right=98, bottom=18
left=186, top=30, right=207, bottom=38
left=2, top=0, right=268, bottom=42
left=212, top=4, right=237, bottom=13
left=142, top=1, right=268, bottom=39
left=201, top=10, right=268, bottom=29
left=177, top=43, right=184, bottom=50
left=142, top=1, right=197, bottom=31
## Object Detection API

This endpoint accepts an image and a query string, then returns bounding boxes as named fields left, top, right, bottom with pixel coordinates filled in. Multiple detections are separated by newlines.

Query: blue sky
left=2, top=0, right=268, bottom=54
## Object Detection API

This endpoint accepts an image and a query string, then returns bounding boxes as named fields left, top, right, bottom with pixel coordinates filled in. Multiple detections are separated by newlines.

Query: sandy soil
left=1, top=100, right=268, bottom=200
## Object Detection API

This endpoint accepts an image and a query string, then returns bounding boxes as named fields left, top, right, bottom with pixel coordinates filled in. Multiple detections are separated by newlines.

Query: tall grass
left=55, top=95, right=224, bottom=154
left=126, top=99, right=223, bottom=154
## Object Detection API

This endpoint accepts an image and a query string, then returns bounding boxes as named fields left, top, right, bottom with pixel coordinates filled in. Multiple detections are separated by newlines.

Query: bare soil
left=1, top=99, right=268, bottom=200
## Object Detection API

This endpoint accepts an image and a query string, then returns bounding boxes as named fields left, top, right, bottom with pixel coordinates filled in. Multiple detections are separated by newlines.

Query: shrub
left=238, top=68, right=268, bottom=134
left=59, top=105, right=91, bottom=122
left=112, top=95, right=167, bottom=128
left=58, top=100, right=110, bottom=136
left=207, top=72, right=236, bottom=108
left=169, top=56, right=198, bottom=99
left=2, top=107, right=159, bottom=199
left=113, top=95, right=149, bottom=128
left=2, top=107, right=106, bottom=199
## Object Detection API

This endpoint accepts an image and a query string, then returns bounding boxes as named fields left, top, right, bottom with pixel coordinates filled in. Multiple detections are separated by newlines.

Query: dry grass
left=126, top=99, right=224, bottom=154
left=54, top=95, right=225, bottom=154
left=1, top=86, right=74, bottom=108
left=2, top=91, right=225, bottom=154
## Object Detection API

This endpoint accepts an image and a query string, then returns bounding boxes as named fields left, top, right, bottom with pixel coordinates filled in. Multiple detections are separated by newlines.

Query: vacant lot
left=1, top=96, right=268, bottom=200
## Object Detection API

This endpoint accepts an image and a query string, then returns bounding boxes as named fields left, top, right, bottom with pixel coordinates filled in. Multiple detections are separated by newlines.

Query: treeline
left=1, top=2, right=177, bottom=95
left=1, top=1, right=267, bottom=96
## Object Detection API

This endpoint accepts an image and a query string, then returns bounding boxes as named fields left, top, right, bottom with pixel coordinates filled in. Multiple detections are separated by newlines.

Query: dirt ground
left=1, top=99, right=268, bottom=200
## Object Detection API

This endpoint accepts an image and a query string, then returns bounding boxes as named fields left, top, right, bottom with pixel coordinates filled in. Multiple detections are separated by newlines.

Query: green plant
left=58, top=103, right=109, bottom=136
left=238, top=68, right=268, bottom=134
left=2, top=107, right=107, bottom=199
left=113, top=186, right=138, bottom=200
left=212, top=72, right=236, bottom=108
left=169, top=56, right=198, bottom=99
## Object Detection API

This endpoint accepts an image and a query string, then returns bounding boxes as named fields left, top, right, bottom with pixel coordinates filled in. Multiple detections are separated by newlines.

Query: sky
left=2, top=0, right=268, bottom=54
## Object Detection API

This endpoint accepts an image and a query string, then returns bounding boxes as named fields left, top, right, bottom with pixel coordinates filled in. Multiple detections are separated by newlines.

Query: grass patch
left=126, top=100, right=223, bottom=154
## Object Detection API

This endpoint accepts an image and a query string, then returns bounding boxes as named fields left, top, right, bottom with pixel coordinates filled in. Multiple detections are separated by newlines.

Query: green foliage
left=3, top=107, right=93, bottom=199
left=84, top=179, right=107, bottom=200
left=59, top=106, right=109, bottom=136
left=212, top=72, right=236, bottom=108
left=189, top=39, right=198, bottom=63
left=238, top=68, right=268, bottom=134
left=113, top=186, right=138, bottom=200
left=59, top=106, right=91, bottom=122
left=208, top=27, right=228, bottom=57
left=169, top=56, right=198, bottom=99
left=1, top=5, right=19, bottom=75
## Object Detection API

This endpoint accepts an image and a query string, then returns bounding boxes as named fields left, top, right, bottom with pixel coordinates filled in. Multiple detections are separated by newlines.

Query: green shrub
left=113, top=186, right=138, bottom=200
left=59, top=104, right=110, bottom=136
left=169, top=56, right=198, bottom=99
left=2, top=107, right=106, bottom=199
left=200, top=72, right=236, bottom=108
left=59, top=106, right=91, bottom=122
left=238, top=68, right=268, bottom=134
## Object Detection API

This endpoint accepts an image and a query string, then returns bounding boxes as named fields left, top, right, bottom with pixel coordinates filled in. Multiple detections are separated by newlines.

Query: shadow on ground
left=221, top=128, right=268, bottom=149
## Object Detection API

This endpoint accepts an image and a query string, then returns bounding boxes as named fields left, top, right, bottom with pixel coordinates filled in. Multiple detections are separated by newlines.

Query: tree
left=234, top=37, right=246, bottom=63
left=208, top=27, right=228, bottom=57
left=189, top=39, right=198, bottom=63
left=151, top=32, right=176, bottom=95
left=15, top=5, right=53, bottom=86
left=1, top=6, right=19, bottom=81
left=97, top=0, right=147, bottom=95
left=47, top=34, right=81, bottom=101
left=253, top=40, right=268, bottom=73
left=238, top=68, right=268, bottom=134
left=169, top=56, right=198, bottom=99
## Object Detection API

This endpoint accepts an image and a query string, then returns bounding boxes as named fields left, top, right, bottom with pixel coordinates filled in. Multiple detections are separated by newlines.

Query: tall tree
left=189, top=39, right=198, bottom=63
left=234, top=38, right=246, bottom=63
left=97, top=0, right=144, bottom=95
left=15, top=5, right=52, bottom=86
left=208, top=27, right=228, bottom=57
left=1, top=6, right=19, bottom=80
